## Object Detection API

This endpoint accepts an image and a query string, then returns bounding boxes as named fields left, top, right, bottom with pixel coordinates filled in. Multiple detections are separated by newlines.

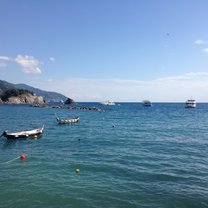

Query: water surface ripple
left=0, top=103, right=208, bottom=208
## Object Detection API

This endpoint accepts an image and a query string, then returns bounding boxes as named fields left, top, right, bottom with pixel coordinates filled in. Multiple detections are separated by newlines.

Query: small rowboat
left=56, top=116, right=79, bottom=124
left=1, top=126, right=44, bottom=139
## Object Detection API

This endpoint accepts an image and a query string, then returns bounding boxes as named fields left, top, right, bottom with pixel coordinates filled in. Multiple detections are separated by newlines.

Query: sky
left=1, top=0, right=208, bottom=102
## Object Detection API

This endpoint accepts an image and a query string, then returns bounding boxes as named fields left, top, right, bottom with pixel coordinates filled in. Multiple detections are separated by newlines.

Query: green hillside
left=0, top=80, right=68, bottom=102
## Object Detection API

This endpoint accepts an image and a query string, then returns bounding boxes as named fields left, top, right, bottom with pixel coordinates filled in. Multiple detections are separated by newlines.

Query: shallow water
left=0, top=103, right=208, bottom=208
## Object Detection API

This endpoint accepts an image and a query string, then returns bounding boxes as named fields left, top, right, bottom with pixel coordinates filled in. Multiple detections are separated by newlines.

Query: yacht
left=185, top=99, right=196, bottom=108
left=101, top=100, right=115, bottom=106
left=142, top=100, right=152, bottom=107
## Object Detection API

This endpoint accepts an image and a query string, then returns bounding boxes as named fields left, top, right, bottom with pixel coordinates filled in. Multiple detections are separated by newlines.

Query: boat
left=142, top=100, right=152, bottom=107
left=185, top=99, right=196, bottom=108
left=56, top=116, right=79, bottom=124
left=1, top=126, right=44, bottom=139
left=101, top=100, right=115, bottom=105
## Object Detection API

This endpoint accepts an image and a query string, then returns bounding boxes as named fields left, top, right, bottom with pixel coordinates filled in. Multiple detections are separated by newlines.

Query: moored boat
left=185, top=99, right=196, bottom=108
left=142, top=100, right=152, bottom=107
left=1, top=126, right=44, bottom=139
left=56, top=116, right=79, bottom=124
left=101, top=100, right=115, bottom=105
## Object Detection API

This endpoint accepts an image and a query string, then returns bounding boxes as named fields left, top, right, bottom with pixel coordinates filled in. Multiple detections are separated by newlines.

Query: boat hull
left=101, top=100, right=115, bottom=105
left=2, top=127, right=44, bottom=140
left=185, top=100, right=196, bottom=108
left=56, top=117, right=79, bottom=124
left=142, top=100, right=152, bottom=107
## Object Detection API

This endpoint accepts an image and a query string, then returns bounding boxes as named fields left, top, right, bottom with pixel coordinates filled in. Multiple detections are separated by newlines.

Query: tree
left=0, top=88, right=34, bottom=101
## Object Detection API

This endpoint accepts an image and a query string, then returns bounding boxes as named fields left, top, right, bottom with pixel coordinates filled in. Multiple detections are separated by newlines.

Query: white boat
left=101, top=100, right=115, bottom=105
left=56, top=116, right=79, bottom=124
left=142, top=100, right=152, bottom=107
left=1, top=126, right=44, bottom=139
left=185, top=99, right=196, bottom=108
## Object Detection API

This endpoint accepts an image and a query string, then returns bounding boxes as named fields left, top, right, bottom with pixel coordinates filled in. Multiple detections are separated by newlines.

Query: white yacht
left=185, top=99, right=196, bottom=108
left=101, top=100, right=115, bottom=106
left=142, top=100, right=152, bottom=107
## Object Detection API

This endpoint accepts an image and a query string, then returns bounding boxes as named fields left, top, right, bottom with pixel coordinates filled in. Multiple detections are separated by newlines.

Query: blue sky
left=1, top=0, right=208, bottom=102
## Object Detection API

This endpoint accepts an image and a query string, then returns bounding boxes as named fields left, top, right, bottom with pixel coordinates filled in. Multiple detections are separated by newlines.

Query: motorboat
left=142, top=100, right=152, bottom=107
left=101, top=100, right=115, bottom=105
left=185, top=99, right=196, bottom=108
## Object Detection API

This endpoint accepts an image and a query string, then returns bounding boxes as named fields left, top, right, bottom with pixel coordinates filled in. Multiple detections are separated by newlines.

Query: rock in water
left=64, top=98, right=74, bottom=104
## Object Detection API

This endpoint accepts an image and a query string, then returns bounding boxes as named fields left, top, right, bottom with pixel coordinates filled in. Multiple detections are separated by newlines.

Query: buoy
left=20, top=154, right=26, bottom=160
left=75, top=168, right=80, bottom=174
left=33, top=135, right=38, bottom=139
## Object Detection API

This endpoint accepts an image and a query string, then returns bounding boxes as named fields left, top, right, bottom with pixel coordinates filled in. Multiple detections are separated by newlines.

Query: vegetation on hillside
left=0, top=88, right=34, bottom=101
left=0, top=79, right=68, bottom=102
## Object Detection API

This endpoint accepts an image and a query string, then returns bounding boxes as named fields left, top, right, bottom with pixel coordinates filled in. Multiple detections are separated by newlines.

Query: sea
left=0, top=103, right=207, bottom=208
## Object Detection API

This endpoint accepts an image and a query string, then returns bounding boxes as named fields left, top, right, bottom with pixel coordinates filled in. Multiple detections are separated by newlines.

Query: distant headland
left=0, top=80, right=70, bottom=104
left=0, top=88, right=45, bottom=104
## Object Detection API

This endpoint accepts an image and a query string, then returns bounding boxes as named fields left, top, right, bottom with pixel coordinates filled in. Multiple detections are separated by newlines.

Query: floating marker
left=75, top=168, right=80, bottom=174
left=20, top=154, right=26, bottom=160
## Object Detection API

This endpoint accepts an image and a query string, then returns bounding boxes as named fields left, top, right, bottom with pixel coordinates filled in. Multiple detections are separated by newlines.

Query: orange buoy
left=20, top=154, right=26, bottom=160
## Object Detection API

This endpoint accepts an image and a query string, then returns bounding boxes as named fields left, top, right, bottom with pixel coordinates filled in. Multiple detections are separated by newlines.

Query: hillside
left=0, top=80, right=14, bottom=94
left=0, top=80, right=68, bottom=102
left=0, top=88, right=45, bottom=104
left=14, top=83, right=67, bottom=102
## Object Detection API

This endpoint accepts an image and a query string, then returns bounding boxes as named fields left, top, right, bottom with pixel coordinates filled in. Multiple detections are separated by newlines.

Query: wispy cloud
left=194, top=40, right=208, bottom=54
left=186, top=72, right=208, bottom=76
left=194, top=39, right=208, bottom=45
left=157, top=72, right=208, bottom=82
left=49, top=57, right=55, bottom=62
left=0, top=56, right=12, bottom=61
left=32, top=72, right=208, bottom=102
left=0, top=54, right=42, bottom=74
left=203, top=48, right=208, bottom=54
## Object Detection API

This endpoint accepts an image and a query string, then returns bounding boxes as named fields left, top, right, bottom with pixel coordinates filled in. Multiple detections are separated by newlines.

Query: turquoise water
left=0, top=103, right=208, bottom=208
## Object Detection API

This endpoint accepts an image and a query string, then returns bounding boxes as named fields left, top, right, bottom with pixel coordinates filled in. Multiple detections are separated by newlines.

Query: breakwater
left=32, top=104, right=103, bottom=111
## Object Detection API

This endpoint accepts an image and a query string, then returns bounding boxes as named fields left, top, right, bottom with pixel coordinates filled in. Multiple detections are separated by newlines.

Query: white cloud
left=194, top=39, right=208, bottom=45
left=33, top=72, right=208, bottom=102
left=0, top=56, right=11, bottom=61
left=186, top=72, right=208, bottom=76
left=14, top=55, right=42, bottom=74
left=203, top=48, right=208, bottom=54
left=157, top=72, right=208, bottom=82
left=0, top=54, right=42, bottom=74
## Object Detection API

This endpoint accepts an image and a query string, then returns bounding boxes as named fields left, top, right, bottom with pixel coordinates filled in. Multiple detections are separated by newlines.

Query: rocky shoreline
left=0, top=89, right=46, bottom=105
left=32, top=104, right=103, bottom=111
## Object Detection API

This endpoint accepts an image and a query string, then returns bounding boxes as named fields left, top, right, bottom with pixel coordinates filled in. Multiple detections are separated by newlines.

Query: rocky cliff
left=0, top=88, right=46, bottom=104
left=6, top=93, right=45, bottom=104
left=64, top=98, right=74, bottom=104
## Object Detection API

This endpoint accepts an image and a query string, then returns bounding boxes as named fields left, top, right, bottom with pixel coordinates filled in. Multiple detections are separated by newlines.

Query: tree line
left=0, top=88, right=34, bottom=101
